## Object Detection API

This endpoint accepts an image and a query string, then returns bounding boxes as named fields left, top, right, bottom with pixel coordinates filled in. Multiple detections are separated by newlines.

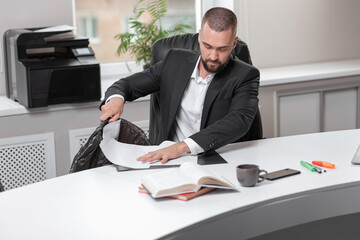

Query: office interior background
left=0, top=0, right=359, bottom=189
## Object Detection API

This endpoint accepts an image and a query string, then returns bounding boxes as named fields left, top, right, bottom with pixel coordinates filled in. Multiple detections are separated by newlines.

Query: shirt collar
left=191, top=56, right=215, bottom=85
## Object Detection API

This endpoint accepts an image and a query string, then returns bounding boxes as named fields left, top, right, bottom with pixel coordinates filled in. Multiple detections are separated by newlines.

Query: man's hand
left=137, top=142, right=191, bottom=164
left=100, top=97, right=125, bottom=123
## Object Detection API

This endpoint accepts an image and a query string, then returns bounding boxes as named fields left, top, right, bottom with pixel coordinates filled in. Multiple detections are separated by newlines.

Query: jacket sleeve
left=99, top=53, right=170, bottom=108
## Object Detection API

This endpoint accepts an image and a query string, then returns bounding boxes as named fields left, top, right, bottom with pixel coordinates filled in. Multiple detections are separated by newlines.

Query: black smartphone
left=262, top=168, right=301, bottom=181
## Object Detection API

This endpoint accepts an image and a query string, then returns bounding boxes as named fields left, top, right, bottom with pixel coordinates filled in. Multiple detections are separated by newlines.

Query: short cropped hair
left=201, top=7, right=237, bottom=37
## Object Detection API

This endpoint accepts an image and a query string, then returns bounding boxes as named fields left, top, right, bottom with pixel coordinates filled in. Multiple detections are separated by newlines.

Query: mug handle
left=258, top=170, right=268, bottom=183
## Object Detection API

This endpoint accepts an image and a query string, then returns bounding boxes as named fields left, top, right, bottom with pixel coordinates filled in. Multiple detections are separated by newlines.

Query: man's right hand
left=100, top=97, right=125, bottom=123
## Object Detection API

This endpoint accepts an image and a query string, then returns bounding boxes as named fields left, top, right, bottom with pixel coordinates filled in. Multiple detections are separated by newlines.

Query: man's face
left=198, top=23, right=238, bottom=73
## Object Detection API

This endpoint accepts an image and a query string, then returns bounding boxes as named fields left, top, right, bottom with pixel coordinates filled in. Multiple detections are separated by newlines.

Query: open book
left=138, top=186, right=216, bottom=201
left=141, top=162, right=235, bottom=198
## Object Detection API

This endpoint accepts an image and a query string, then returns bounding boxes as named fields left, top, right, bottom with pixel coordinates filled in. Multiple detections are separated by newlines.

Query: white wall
left=202, top=0, right=234, bottom=15
left=2, top=0, right=360, bottom=93
left=0, top=0, right=74, bottom=95
left=236, top=0, right=360, bottom=68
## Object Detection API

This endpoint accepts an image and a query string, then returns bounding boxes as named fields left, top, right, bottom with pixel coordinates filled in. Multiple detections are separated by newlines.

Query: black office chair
left=149, top=33, right=263, bottom=145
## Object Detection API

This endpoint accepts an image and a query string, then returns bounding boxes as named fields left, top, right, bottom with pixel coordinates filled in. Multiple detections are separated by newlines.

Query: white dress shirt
left=107, top=56, right=214, bottom=155
left=172, top=56, right=214, bottom=154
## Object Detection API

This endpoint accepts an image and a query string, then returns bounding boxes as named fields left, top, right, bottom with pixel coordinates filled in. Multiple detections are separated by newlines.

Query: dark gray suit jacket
left=103, top=49, right=260, bottom=153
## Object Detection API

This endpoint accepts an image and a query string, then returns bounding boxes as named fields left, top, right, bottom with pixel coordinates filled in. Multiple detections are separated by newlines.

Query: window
left=79, top=16, right=100, bottom=44
left=74, top=0, right=196, bottom=63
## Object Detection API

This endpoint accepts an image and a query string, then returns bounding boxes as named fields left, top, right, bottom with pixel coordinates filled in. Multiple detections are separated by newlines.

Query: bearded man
left=100, top=7, right=260, bottom=164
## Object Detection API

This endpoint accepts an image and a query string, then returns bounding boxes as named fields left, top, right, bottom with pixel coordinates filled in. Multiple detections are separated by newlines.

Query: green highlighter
left=300, top=161, right=316, bottom=172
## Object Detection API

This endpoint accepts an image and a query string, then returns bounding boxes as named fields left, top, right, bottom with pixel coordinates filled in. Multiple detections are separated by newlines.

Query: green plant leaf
left=115, top=0, right=193, bottom=65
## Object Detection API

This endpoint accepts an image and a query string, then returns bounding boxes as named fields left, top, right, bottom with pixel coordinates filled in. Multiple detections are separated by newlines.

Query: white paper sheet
left=100, top=120, right=197, bottom=169
left=351, top=144, right=360, bottom=164
left=34, top=25, right=75, bottom=32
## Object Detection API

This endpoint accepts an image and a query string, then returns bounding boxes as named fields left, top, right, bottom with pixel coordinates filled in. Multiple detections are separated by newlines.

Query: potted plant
left=115, top=0, right=192, bottom=68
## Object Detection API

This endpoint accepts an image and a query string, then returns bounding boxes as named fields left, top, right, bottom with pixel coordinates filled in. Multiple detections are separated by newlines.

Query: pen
left=312, top=161, right=335, bottom=169
left=300, top=161, right=316, bottom=172
left=308, top=163, right=323, bottom=174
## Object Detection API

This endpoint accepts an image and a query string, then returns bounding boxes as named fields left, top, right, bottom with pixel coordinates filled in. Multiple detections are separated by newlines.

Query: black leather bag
left=69, top=118, right=151, bottom=173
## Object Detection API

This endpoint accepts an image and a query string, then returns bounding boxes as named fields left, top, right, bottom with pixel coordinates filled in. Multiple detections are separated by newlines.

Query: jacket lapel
left=165, top=53, right=199, bottom=137
left=200, top=76, right=223, bottom=129
left=200, top=57, right=234, bottom=129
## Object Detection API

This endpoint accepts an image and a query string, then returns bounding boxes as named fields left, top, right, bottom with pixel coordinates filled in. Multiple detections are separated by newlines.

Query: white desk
left=0, top=129, right=360, bottom=240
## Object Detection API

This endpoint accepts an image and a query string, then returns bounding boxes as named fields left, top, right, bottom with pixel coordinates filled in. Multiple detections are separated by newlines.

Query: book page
left=141, top=168, right=196, bottom=197
left=180, top=162, right=214, bottom=182
left=180, top=162, right=233, bottom=188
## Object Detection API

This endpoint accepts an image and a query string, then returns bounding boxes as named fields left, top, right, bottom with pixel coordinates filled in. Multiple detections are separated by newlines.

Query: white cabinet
left=259, top=75, right=360, bottom=138
left=323, top=88, right=358, bottom=131
left=278, top=92, right=320, bottom=136
left=277, top=87, right=359, bottom=137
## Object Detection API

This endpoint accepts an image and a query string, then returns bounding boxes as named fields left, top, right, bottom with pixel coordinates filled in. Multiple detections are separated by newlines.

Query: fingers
left=136, top=143, right=187, bottom=163
left=137, top=151, right=170, bottom=163
left=160, top=157, right=170, bottom=164
left=109, top=112, right=121, bottom=123
left=100, top=105, right=113, bottom=122
left=100, top=97, right=124, bottom=122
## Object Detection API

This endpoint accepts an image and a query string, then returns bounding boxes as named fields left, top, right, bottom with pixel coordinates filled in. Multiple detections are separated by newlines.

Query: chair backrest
left=149, top=33, right=262, bottom=144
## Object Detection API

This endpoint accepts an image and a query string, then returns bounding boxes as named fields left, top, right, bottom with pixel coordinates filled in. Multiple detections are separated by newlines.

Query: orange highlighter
left=312, top=161, right=335, bottom=169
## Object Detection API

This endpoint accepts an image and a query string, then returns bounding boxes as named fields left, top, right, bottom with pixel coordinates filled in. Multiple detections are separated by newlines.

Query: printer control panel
left=71, top=47, right=95, bottom=57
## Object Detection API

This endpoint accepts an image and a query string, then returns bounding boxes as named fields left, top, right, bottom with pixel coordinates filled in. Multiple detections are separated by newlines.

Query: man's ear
left=198, top=29, right=202, bottom=44
left=233, top=36, right=238, bottom=49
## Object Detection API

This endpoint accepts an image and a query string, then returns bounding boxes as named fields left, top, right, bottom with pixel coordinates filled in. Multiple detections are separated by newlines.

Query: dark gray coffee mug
left=236, top=164, right=267, bottom=187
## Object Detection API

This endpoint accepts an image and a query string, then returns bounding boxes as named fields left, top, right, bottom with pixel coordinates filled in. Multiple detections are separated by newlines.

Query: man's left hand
left=137, top=142, right=190, bottom=164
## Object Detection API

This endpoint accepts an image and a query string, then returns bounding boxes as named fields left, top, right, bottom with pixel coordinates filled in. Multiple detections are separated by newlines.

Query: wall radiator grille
left=0, top=133, right=56, bottom=191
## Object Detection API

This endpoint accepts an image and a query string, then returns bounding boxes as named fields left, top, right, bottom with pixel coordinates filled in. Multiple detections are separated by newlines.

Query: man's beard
left=201, top=56, right=230, bottom=73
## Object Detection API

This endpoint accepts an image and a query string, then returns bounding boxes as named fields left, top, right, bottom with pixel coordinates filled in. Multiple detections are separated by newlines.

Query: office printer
left=3, top=27, right=101, bottom=108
